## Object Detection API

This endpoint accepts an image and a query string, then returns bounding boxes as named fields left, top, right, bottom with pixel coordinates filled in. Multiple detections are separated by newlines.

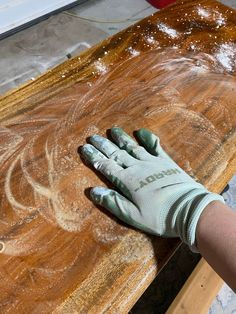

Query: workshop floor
left=0, top=0, right=156, bottom=95
left=0, top=0, right=236, bottom=313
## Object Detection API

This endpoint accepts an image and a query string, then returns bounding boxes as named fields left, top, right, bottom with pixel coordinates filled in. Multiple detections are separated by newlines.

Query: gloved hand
left=81, top=127, right=224, bottom=252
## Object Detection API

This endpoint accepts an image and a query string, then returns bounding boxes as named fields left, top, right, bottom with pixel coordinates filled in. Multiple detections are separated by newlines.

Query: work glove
left=81, top=127, right=224, bottom=252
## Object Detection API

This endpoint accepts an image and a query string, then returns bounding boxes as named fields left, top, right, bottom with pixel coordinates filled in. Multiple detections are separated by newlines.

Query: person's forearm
left=196, top=201, right=236, bottom=292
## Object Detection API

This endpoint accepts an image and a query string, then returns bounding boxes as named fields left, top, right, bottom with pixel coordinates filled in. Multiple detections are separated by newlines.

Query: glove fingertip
left=136, top=128, right=160, bottom=155
left=111, top=126, right=136, bottom=144
left=81, top=144, right=96, bottom=162
left=90, top=186, right=112, bottom=204
left=81, top=143, right=94, bottom=153
left=89, top=134, right=100, bottom=144
left=111, top=126, right=121, bottom=131
left=110, top=126, right=123, bottom=137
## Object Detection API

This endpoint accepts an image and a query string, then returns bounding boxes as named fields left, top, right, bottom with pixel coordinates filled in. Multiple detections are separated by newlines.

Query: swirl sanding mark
left=0, top=46, right=235, bottom=312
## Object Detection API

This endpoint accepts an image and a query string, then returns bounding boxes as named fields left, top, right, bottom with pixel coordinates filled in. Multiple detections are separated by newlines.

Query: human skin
left=196, top=201, right=236, bottom=292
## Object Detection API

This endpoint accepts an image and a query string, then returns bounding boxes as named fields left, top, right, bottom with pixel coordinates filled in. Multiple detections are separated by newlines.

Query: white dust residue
left=215, top=43, right=236, bottom=73
left=162, top=56, right=211, bottom=75
left=0, top=128, right=23, bottom=164
left=83, top=124, right=99, bottom=137
left=119, top=233, right=155, bottom=263
left=3, top=131, right=93, bottom=245
left=190, top=43, right=196, bottom=51
left=5, top=153, right=36, bottom=213
left=42, top=140, right=89, bottom=233
left=216, top=13, right=226, bottom=27
left=94, top=61, right=108, bottom=74
left=127, top=47, right=140, bottom=57
left=192, top=60, right=211, bottom=74
left=197, top=6, right=210, bottom=18
left=0, top=221, right=44, bottom=256
left=21, top=146, right=52, bottom=199
left=1, top=47, right=235, bottom=260
left=196, top=6, right=226, bottom=27
left=0, top=241, right=5, bottom=253
left=92, top=215, right=125, bottom=244
left=145, top=36, right=156, bottom=45
left=144, top=36, right=160, bottom=48
left=157, top=22, right=179, bottom=39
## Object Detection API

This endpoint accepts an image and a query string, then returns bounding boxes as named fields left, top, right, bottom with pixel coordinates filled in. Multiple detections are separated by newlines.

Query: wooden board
left=167, top=258, right=224, bottom=314
left=0, top=0, right=236, bottom=312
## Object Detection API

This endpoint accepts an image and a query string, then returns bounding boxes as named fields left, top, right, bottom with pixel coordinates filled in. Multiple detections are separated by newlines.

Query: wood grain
left=0, top=0, right=236, bottom=312
left=167, top=258, right=224, bottom=314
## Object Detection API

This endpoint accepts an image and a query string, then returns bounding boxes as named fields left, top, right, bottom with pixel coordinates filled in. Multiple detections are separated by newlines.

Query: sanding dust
left=0, top=128, right=23, bottom=164
left=156, top=22, right=180, bottom=39
left=196, top=5, right=226, bottom=27
left=0, top=45, right=235, bottom=311
left=215, top=43, right=236, bottom=73
left=1, top=47, right=235, bottom=255
left=0, top=242, right=5, bottom=253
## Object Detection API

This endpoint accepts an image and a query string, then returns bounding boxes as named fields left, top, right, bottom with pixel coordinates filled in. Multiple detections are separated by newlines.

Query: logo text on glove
left=134, top=168, right=181, bottom=192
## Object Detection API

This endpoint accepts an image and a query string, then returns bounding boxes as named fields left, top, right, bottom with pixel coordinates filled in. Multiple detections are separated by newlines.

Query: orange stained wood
left=0, top=0, right=236, bottom=312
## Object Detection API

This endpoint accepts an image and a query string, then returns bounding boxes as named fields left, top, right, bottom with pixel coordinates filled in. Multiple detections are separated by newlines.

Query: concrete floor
left=0, top=0, right=236, bottom=313
left=0, top=0, right=156, bottom=95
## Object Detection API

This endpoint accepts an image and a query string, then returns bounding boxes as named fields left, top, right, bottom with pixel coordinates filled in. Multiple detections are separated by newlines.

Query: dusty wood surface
left=167, top=258, right=224, bottom=314
left=0, top=0, right=236, bottom=312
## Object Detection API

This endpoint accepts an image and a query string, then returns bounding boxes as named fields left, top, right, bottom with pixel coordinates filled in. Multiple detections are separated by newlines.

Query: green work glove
left=81, top=127, right=224, bottom=252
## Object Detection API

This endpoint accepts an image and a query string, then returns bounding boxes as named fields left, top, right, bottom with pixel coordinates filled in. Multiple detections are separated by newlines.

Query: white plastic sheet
left=0, top=0, right=83, bottom=38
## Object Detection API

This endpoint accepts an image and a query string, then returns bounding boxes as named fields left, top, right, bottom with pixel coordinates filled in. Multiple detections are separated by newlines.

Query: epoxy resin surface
left=0, top=0, right=236, bottom=312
